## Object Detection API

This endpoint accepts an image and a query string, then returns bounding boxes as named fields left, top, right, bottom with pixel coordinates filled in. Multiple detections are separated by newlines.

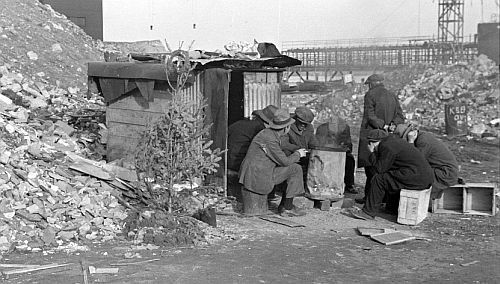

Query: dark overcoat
left=369, top=135, right=433, bottom=190
left=358, top=84, right=405, bottom=167
left=413, top=131, right=459, bottom=191
left=227, top=119, right=265, bottom=171
left=239, top=128, right=301, bottom=195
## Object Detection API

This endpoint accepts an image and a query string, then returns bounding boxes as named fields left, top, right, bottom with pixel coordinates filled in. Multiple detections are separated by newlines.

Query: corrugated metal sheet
left=243, top=72, right=281, bottom=117
left=178, top=73, right=203, bottom=113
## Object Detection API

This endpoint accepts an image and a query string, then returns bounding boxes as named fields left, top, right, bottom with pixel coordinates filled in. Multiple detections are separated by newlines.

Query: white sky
left=103, top=0, right=499, bottom=50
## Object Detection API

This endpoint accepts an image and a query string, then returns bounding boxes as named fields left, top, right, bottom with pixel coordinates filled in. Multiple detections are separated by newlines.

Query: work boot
left=355, top=197, right=366, bottom=204
left=278, top=205, right=306, bottom=217
left=344, top=185, right=359, bottom=194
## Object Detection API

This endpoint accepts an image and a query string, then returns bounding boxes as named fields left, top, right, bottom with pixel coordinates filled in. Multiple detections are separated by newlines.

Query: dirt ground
left=1, top=125, right=499, bottom=284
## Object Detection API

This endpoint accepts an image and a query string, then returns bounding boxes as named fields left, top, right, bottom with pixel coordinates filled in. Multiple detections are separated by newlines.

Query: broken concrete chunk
left=54, top=120, right=75, bottom=136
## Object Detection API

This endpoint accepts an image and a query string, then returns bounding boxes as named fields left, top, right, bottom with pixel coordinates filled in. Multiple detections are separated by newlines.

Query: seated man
left=227, top=105, right=278, bottom=172
left=315, top=115, right=357, bottom=194
left=394, top=123, right=459, bottom=200
left=351, top=129, right=434, bottom=220
left=281, top=106, right=320, bottom=188
left=239, top=109, right=307, bottom=217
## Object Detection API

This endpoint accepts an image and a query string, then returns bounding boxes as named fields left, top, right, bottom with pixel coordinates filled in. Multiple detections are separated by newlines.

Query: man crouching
left=351, top=129, right=434, bottom=220
left=239, top=109, right=308, bottom=217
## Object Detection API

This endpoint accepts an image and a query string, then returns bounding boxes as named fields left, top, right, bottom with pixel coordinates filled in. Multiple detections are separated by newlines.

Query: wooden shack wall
left=106, top=73, right=204, bottom=162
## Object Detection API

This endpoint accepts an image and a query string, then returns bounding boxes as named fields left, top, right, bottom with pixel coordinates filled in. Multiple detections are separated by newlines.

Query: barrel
left=306, top=147, right=346, bottom=200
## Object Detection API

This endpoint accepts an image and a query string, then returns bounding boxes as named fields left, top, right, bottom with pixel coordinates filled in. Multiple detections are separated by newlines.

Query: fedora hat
left=268, top=108, right=295, bottom=129
left=252, top=105, right=278, bottom=124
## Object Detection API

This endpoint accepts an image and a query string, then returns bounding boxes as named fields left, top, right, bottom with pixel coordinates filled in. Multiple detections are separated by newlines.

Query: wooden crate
left=431, top=185, right=464, bottom=214
left=397, top=187, right=431, bottom=225
left=463, top=183, right=497, bottom=216
left=432, top=183, right=497, bottom=216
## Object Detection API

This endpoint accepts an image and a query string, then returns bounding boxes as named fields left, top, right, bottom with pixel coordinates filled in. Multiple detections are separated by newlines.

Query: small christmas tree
left=135, top=50, right=223, bottom=212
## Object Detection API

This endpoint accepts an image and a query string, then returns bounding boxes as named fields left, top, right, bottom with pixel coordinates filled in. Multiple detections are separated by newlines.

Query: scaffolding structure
left=437, top=0, right=465, bottom=63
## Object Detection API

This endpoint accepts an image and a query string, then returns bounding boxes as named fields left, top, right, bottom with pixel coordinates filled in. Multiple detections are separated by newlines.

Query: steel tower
left=437, top=0, right=465, bottom=63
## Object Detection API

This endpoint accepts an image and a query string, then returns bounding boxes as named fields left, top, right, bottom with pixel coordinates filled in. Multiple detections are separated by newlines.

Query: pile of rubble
left=300, top=55, right=499, bottom=137
left=0, top=0, right=103, bottom=91
left=0, top=111, right=129, bottom=253
left=390, top=55, right=499, bottom=135
left=0, top=0, right=131, bottom=253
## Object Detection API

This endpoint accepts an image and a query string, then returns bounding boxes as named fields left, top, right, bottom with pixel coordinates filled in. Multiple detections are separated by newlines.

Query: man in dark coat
left=357, top=74, right=405, bottom=203
left=315, top=115, right=357, bottom=193
left=239, top=108, right=308, bottom=217
left=227, top=105, right=278, bottom=172
left=394, top=123, right=459, bottom=200
left=351, top=129, right=434, bottom=220
left=281, top=106, right=320, bottom=189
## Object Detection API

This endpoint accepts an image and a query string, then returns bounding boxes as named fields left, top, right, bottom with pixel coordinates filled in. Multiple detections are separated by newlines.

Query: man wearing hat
left=357, top=73, right=405, bottom=204
left=394, top=123, right=459, bottom=201
left=351, top=129, right=434, bottom=220
left=239, top=108, right=308, bottom=217
left=281, top=106, right=320, bottom=189
left=227, top=105, right=278, bottom=172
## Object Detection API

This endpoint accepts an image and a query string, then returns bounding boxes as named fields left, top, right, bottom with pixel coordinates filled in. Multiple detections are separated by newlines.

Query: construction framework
left=437, top=0, right=465, bottom=63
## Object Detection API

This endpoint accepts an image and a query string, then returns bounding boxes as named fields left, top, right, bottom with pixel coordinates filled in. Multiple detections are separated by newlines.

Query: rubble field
left=0, top=0, right=498, bottom=282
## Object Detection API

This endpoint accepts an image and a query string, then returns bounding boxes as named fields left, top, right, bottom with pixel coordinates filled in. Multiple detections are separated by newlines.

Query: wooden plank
left=370, top=232, right=415, bottom=245
left=108, top=89, right=172, bottom=112
left=259, top=215, right=305, bottom=227
left=357, top=227, right=392, bottom=236
left=110, top=259, right=160, bottom=266
left=69, top=162, right=113, bottom=181
left=0, top=264, right=43, bottom=268
left=107, top=122, right=146, bottom=139
left=106, top=108, right=163, bottom=126
left=2, top=263, right=69, bottom=276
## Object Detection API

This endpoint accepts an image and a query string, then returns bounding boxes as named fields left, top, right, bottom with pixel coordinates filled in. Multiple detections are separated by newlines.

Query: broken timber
left=259, top=215, right=305, bottom=227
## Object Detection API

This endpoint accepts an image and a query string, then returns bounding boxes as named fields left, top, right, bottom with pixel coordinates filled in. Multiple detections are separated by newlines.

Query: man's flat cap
left=367, top=129, right=388, bottom=142
left=365, top=73, right=384, bottom=84
left=294, top=106, right=314, bottom=124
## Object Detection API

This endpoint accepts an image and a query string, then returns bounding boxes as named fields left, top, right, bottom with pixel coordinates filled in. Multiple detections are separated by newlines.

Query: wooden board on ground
left=69, top=162, right=113, bottom=181
left=357, top=227, right=395, bottom=236
left=370, top=232, right=415, bottom=245
left=259, top=215, right=305, bottom=227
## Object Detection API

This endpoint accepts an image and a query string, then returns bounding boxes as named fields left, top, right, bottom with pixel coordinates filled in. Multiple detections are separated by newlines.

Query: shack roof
left=87, top=54, right=301, bottom=80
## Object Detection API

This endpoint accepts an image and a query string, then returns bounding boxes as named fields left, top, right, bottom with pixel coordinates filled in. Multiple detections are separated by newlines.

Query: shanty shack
left=87, top=53, right=301, bottom=186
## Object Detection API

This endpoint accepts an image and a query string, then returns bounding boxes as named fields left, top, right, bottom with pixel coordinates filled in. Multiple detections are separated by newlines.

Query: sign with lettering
left=445, top=103, right=468, bottom=136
